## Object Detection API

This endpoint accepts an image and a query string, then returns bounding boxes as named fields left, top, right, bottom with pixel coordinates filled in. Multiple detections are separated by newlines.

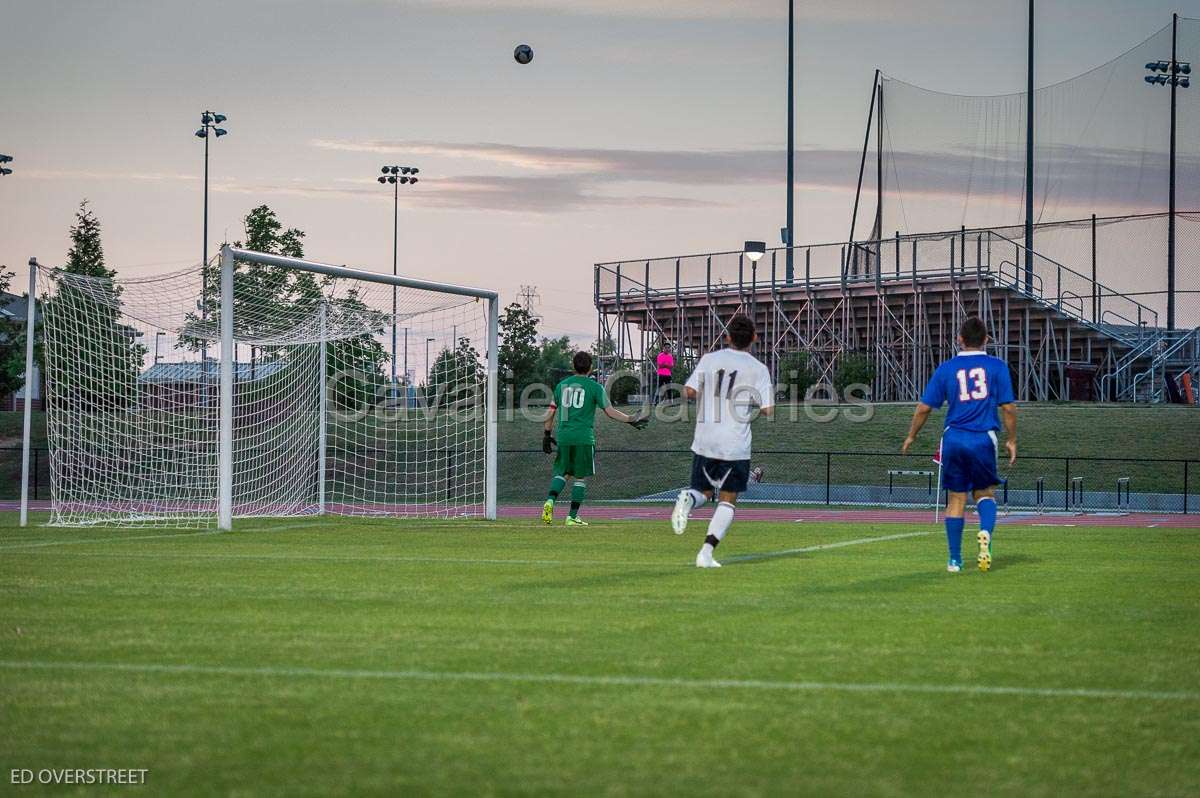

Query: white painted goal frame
left=20, top=245, right=500, bottom=529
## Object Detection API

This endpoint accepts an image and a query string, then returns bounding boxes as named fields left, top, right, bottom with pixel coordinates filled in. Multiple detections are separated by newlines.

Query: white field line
left=1, top=530, right=931, bottom=567
left=0, top=659, right=1193, bottom=702
left=722, top=530, right=933, bottom=563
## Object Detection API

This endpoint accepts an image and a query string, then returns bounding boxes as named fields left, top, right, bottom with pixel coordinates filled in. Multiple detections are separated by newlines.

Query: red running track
left=502, top=505, right=1200, bottom=528
left=5, top=501, right=1197, bottom=528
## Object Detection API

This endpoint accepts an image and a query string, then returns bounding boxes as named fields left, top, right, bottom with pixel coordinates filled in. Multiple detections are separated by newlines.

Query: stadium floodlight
left=197, top=110, right=229, bottom=375
left=377, top=164, right=421, bottom=386
left=743, top=241, right=766, bottom=263
left=26, top=246, right=500, bottom=529
left=1143, top=13, right=1191, bottom=330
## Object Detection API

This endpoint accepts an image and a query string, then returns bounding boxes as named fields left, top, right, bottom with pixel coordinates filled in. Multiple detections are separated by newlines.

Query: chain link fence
left=499, top=449, right=1198, bottom=514
left=3, top=446, right=1195, bottom=514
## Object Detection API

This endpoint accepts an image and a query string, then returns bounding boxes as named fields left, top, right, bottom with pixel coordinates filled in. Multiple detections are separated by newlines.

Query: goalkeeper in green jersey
left=543, top=351, right=648, bottom=526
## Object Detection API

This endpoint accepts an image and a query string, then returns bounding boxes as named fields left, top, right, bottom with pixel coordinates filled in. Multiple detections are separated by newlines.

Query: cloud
left=312, top=138, right=861, bottom=187
left=21, top=169, right=198, bottom=182
left=402, top=0, right=975, bottom=23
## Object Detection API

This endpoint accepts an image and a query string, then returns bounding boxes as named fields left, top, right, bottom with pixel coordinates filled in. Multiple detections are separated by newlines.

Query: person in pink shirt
left=655, top=349, right=675, bottom=403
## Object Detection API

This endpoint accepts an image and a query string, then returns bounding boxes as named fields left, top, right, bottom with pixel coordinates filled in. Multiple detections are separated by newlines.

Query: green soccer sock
left=569, top=481, right=587, bottom=518
left=547, top=475, right=566, bottom=501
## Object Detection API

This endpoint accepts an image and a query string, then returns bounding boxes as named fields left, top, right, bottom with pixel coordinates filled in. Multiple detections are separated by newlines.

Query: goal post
left=25, top=244, right=499, bottom=529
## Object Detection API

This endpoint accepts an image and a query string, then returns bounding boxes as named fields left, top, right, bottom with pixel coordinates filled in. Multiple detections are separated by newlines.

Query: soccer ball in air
left=514, top=44, right=534, bottom=64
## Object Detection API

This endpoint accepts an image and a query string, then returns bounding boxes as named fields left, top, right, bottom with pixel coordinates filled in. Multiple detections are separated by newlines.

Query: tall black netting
left=866, top=19, right=1199, bottom=236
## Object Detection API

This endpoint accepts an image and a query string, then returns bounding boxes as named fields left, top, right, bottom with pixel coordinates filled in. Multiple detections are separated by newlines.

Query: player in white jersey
left=671, top=315, right=775, bottom=567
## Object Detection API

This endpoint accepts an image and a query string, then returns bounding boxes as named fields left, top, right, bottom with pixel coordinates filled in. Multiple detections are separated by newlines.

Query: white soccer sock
left=701, top=501, right=736, bottom=553
left=686, top=489, right=708, bottom=509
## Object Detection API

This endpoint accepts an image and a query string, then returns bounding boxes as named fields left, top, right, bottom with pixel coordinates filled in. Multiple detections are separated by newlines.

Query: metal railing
left=596, top=223, right=1163, bottom=342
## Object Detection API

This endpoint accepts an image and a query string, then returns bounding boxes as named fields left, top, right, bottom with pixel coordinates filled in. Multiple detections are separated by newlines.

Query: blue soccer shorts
left=939, top=427, right=1001, bottom=493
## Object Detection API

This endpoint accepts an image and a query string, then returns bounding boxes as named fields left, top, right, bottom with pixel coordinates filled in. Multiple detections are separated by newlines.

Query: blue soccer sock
left=945, top=516, right=965, bottom=562
left=978, top=497, right=997, bottom=539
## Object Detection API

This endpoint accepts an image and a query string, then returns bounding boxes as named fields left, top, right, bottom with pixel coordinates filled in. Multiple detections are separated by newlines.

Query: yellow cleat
left=977, top=530, right=992, bottom=572
left=542, top=500, right=554, bottom=525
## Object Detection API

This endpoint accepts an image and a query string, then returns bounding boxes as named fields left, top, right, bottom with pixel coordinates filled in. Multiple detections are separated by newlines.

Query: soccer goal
left=20, top=245, right=499, bottom=529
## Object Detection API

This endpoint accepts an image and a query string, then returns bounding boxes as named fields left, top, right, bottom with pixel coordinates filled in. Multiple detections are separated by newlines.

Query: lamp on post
left=195, top=111, right=228, bottom=376
left=1143, top=15, right=1191, bottom=331
left=377, top=165, right=420, bottom=390
left=425, top=336, right=436, bottom=387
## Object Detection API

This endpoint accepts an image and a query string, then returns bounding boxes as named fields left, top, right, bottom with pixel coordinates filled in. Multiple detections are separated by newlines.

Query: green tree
left=50, top=201, right=145, bottom=406
left=833, top=353, right=876, bottom=398
left=0, top=267, right=32, bottom=400
left=184, top=205, right=324, bottom=357
left=324, top=287, right=389, bottom=410
left=535, top=335, right=573, bottom=388
left=426, top=336, right=486, bottom=409
left=498, top=303, right=539, bottom=402
left=777, top=350, right=816, bottom=402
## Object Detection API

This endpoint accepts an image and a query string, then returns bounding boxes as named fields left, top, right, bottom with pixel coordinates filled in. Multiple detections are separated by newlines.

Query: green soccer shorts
left=553, top=443, right=596, bottom=478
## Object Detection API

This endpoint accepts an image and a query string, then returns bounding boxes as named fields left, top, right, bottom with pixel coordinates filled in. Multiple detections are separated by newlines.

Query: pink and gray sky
left=0, top=0, right=1193, bottom=341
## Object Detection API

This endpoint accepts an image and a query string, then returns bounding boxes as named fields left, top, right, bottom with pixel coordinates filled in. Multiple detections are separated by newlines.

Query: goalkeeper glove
left=542, top=430, right=556, bottom=454
left=629, top=415, right=649, bottom=430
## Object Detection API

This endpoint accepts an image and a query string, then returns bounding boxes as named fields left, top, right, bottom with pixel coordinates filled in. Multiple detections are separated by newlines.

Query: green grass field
left=2, top=513, right=1198, bottom=796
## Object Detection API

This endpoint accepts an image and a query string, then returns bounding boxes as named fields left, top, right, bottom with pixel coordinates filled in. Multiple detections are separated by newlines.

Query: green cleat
left=565, top=516, right=589, bottom=527
left=541, top=500, right=554, bottom=525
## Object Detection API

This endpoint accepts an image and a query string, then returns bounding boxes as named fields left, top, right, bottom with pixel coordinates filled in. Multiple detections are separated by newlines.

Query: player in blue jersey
left=902, top=316, right=1018, bottom=573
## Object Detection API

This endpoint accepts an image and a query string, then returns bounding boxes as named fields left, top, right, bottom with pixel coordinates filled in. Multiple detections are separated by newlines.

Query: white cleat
left=671, top=490, right=693, bottom=535
left=695, top=549, right=722, bottom=568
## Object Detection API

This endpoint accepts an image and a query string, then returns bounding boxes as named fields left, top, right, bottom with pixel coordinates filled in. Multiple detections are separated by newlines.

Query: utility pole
left=517, top=285, right=542, bottom=320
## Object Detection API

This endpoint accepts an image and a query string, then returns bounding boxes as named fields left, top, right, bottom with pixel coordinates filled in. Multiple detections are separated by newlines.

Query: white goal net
left=30, top=247, right=498, bottom=528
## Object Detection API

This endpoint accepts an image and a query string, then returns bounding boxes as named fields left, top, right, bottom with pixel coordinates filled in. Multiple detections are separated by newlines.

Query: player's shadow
left=720, top=550, right=809, bottom=566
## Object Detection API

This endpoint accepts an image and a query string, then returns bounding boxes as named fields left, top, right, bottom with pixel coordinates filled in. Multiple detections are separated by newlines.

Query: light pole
left=195, top=112, right=228, bottom=274
left=0, top=153, right=12, bottom=177
left=195, top=112, right=227, bottom=375
left=377, top=165, right=420, bottom=388
left=784, top=0, right=794, bottom=282
left=1024, top=0, right=1035, bottom=293
left=745, top=241, right=766, bottom=355
left=425, top=337, right=436, bottom=386
left=1144, top=14, right=1191, bottom=331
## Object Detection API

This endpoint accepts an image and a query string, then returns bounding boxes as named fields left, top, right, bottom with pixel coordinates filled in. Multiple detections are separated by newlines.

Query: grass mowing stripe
left=0, top=530, right=223, bottom=550
left=1, top=530, right=931, bottom=567
left=2, top=659, right=1193, bottom=702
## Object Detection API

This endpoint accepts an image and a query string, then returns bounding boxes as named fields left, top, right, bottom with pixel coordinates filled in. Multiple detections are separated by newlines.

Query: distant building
left=0, top=292, right=40, bottom=412
left=138, top=361, right=288, bottom=407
